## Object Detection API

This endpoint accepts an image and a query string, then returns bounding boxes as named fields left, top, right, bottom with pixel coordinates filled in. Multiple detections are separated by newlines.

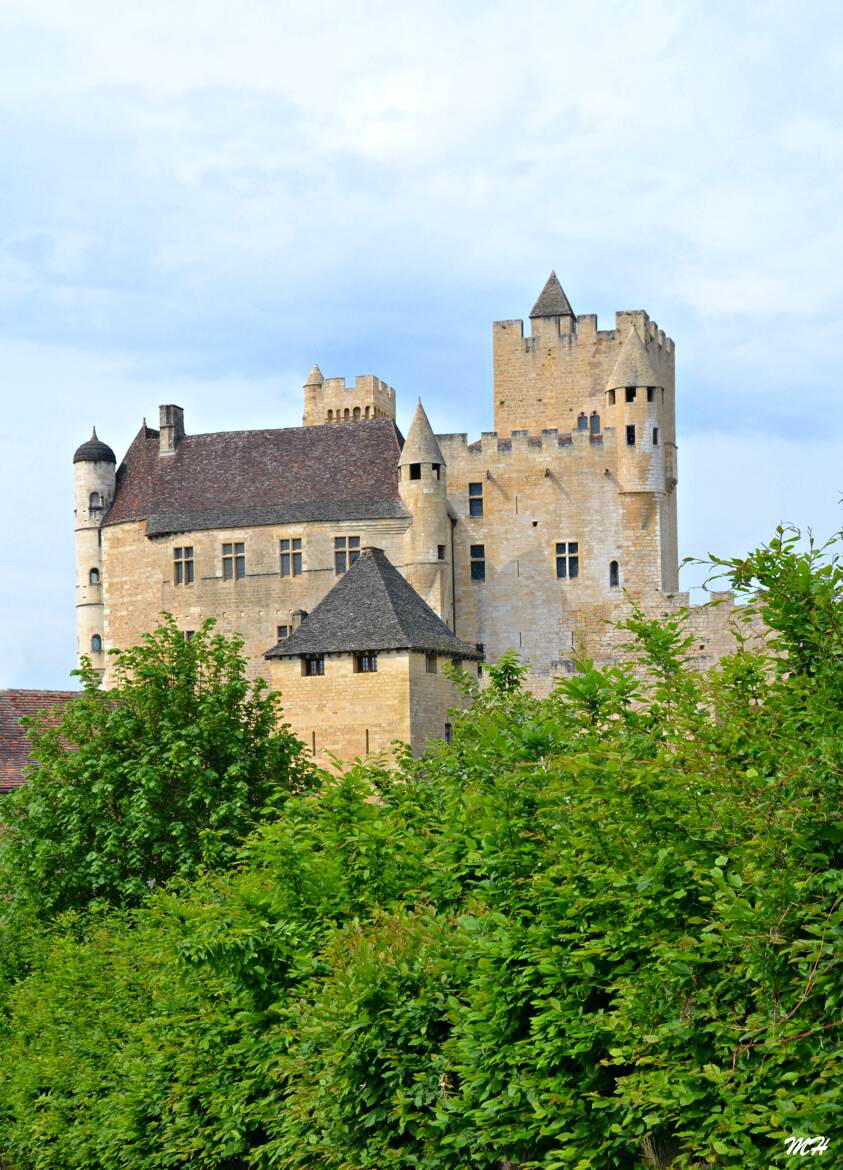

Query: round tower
left=398, top=400, right=453, bottom=622
left=73, top=428, right=116, bottom=677
left=302, top=364, right=324, bottom=426
left=606, top=328, right=664, bottom=494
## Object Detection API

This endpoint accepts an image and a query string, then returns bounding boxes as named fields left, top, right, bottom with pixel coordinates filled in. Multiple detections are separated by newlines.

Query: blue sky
left=1, top=0, right=842, bottom=688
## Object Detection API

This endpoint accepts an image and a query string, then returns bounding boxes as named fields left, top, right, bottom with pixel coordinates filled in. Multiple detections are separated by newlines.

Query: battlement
left=439, top=426, right=617, bottom=458
left=492, top=310, right=673, bottom=354
left=302, top=370, right=397, bottom=427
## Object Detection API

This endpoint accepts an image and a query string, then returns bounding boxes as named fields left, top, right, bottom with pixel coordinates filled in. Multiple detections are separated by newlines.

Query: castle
left=73, top=274, right=739, bottom=765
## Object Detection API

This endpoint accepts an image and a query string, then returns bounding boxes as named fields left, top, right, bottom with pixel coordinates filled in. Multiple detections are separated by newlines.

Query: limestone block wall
left=407, top=651, right=473, bottom=750
left=303, top=375, right=396, bottom=426
left=269, top=650, right=412, bottom=768
left=493, top=312, right=675, bottom=439
left=101, top=516, right=412, bottom=686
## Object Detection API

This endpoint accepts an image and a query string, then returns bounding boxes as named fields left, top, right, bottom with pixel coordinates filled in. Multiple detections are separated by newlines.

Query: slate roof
left=104, top=419, right=408, bottom=537
left=529, top=271, right=574, bottom=318
left=607, top=327, right=662, bottom=390
left=265, top=547, right=481, bottom=659
left=73, top=427, right=116, bottom=464
left=0, top=690, right=79, bottom=793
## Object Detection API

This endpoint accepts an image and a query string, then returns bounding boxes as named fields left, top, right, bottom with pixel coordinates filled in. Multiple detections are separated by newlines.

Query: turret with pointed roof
left=607, top=327, right=662, bottom=391
left=529, top=271, right=574, bottom=319
left=398, top=400, right=445, bottom=468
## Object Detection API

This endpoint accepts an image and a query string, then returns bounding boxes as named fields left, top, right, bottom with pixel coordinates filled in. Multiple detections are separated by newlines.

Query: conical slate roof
left=398, top=400, right=445, bottom=467
left=73, top=427, right=116, bottom=465
left=529, top=271, right=574, bottom=319
left=265, top=547, right=479, bottom=659
left=607, top=328, right=662, bottom=390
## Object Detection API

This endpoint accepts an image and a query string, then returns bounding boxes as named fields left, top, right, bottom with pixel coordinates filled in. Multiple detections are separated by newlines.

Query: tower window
left=91, top=634, right=103, bottom=653
left=626, top=424, right=636, bottom=446
left=609, top=560, right=620, bottom=588
left=425, top=651, right=437, bottom=673
left=556, top=542, right=580, bottom=580
left=577, top=412, right=588, bottom=430
left=174, top=546, right=194, bottom=585
left=647, top=387, right=655, bottom=402
left=365, top=406, right=370, bottom=418
left=468, top=482, right=484, bottom=518
left=279, top=537, right=302, bottom=577
left=302, top=655, right=325, bottom=677
left=277, top=624, right=289, bottom=640
left=625, top=387, right=636, bottom=403
left=590, top=412, right=600, bottom=434
left=89, top=567, right=100, bottom=585
left=353, top=406, right=361, bottom=421
left=608, top=389, right=616, bottom=405
left=222, top=542, right=245, bottom=580
left=409, top=462, right=422, bottom=480
left=470, top=544, right=485, bottom=581
left=653, top=427, right=659, bottom=446
left=334, top=535, right=361, bottom=574
left=89, top=491, right=102, bottom=510
left=438, top=544, right=446, bottom=560
left=355, top=651, right=378, bottom=673
left=444, top=722, right=453, bottom=744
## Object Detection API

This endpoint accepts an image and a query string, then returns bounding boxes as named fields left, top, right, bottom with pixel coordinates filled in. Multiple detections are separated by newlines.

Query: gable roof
left=265, top=547, right=481, bottom=659
left=529, top=271, right=574, bottom=319
left=105, top=419, right=408, bottom=537
left=0, top=690, right=79, bottom=793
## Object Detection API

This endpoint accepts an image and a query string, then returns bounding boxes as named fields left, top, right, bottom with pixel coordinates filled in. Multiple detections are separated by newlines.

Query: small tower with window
left=398, top=400, right=453, bottom=623
left=73, top=428, right=116, bottom=676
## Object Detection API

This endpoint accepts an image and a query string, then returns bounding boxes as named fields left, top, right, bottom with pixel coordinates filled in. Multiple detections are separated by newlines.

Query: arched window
left=89, top=491, right=102, bottom=509
left=608, top=389, right=616, bottom=405
left=577, top=412, right=588, bottom=430
left=89, top=567, right=100, bottom=585
left=343, top=408, right=350, bottom=420
left=590, top=412, right=600, bottom=434
left=364, top=405, right=370, bottom=418
left=91, top=634, right=103, bottom=653
left=327, top=409, right=333, bottom=421
left=352, top=406, right=360, bottom=421
left=609, top=560, right=620, bottom=588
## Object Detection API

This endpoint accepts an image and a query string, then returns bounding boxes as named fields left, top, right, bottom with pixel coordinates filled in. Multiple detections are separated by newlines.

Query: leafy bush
left=0, top=530, right=841, bottom=1168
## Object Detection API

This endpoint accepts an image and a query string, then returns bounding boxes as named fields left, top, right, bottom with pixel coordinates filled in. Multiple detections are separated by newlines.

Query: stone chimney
left=159, top=404, right=185, bottom=455
left=291, top=608, right=309, bottom=631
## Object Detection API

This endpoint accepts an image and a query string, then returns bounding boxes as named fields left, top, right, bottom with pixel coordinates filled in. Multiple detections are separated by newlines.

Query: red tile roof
left=105, top=419, right=407, bottom=537
left=0, top=690, right=79, bottom=793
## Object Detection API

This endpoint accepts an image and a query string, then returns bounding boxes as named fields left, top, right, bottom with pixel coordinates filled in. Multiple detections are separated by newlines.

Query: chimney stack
left=159, top=404, right=185, bottom=455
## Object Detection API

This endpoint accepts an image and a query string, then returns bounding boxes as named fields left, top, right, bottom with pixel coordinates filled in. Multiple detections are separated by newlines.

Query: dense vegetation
left=0, top=529, right=840, bottom=1169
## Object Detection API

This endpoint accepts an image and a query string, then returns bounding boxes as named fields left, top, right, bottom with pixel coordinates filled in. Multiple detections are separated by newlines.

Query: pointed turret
left=398, top=400, right=445, bottom=468
left=304, top=363, right=323, bottom=387
left=607, top=328, right=662, bottom=390
left=529, top=271, right=574, bottom=319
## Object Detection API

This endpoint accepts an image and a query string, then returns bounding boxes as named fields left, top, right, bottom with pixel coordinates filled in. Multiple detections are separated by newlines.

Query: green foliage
left=0, top=615, right=308, bottom=921
left=1, top=533, right=842, bottom=1168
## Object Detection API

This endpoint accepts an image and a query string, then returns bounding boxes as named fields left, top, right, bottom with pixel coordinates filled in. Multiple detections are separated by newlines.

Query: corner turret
left=302, top=366, right=397, bottom=426
left=398, top=401, right=452, bottom=623
left=73, top=427, right=116, bottom=677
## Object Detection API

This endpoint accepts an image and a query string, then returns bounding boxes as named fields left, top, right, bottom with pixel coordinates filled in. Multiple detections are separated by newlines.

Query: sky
left=1, top=0, right=842, bottom=688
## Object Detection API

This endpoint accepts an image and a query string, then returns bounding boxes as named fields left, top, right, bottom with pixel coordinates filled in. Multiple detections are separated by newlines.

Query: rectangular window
left=625, top=387, right=636, bottom=403
left=182, top=630, right=195, bottom=641
left=277, top=624, right=289, bottom=640
left=652, top=427, right=659, bottom=446
left=173, top=546, right=194, bottom=585
left=355, top=651, right=378, bottom=673
left=279, top=537, right=302, bottom=577
left=437, top=544, right=446, bottom=561
left=476, top=643, right=485, bottom=678
left=556, top=541, right=580, bottom=580
left=647, top=387, right=655, bottom=402
left=444, top=722, right=452, bottom=745
left=302, top=655, right=325, bottom=677
left=222, top=541, right=245, bottom=580
left=468, top=481, right=484, bottom=518
left=425, top=651, right=437, bottom=673
left=470, top=544, right=485, bottom=581
left=334, top=535, right=361, bottom=574
left=626, top=424, right=636, bottom=446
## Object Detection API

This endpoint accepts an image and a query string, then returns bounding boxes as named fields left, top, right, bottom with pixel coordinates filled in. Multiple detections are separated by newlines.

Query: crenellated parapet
left=302, top=365, right=397, bottom=426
